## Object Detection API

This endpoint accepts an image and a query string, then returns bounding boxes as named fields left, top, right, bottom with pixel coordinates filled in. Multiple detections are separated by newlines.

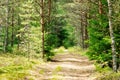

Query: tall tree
left=40, top=0, right=45, bottom=59
left=107, top=0, right=117, bottom=72
left=4, top=0, right=9, bottom=52
left=11, top=7, right=14, bottom=47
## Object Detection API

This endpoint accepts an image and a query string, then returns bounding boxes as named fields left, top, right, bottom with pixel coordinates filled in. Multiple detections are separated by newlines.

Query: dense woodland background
left=0, top=0, right=120, bottom=79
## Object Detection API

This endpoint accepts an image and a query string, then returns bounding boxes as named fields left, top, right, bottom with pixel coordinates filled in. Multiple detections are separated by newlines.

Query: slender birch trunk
left=107, top=0, right=117, bottom=72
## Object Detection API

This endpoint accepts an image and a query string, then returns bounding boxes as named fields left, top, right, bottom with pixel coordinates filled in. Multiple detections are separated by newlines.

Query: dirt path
left=27, top=53, right=96, bottom=80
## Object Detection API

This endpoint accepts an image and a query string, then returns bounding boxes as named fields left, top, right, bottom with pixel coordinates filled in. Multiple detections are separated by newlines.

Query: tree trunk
left=99, top=0, right=103, bottom=14
left=80, top=12, right=84, bottom=49
left=17, top=15, right=20, bottom=50
left=40, top=0, right=45, bottom=59
left=4, top=0, right=9, bottom=52
left=107, top=0, right=117, bottom=72
left=48, top=0, right=51, bottom=22
left=11, top=8, right=14, bottom=47
left=83, top=12, right=88, bottom=48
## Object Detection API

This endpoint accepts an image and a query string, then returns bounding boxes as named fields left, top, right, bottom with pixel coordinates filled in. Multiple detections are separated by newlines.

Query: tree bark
left=17, top=15, right=20, bottom=50
left=80, top=12, right=84, bottom=49
left=83, top=12, right=88, bottom=48
left=4, top=0, right=9, bottom=52
left=11, top=7, right=14, bottom=47
left=107, top=0, right=117, bottom=72
left=40, top=0, right=45, bottom=59
left=48, top=0, right=51, bottom=22
left=99, top=0, right=103, bottom=14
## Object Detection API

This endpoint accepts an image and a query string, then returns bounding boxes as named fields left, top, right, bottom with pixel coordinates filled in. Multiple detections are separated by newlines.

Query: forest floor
left=26, top=52, right=96, bottom=80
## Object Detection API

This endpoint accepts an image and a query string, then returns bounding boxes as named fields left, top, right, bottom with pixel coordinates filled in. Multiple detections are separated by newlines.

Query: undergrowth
left=95, top=63, right=120, bottom=80
left=0, top=53, right=42, bottom=80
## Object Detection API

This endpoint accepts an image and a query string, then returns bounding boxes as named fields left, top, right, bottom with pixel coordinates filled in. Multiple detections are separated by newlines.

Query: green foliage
left=44, top=1, right=75, bottom=59
left=87, top=14, right=111, bottom=63
left=95, top=63, right=112, bottom=72
left=45, top=17, right=69, bottom=48
left=114, top=25, right=120, bottom=56
left=62, top=25, right=75, bottom=48
left=0, top=0, right=76, bottom=61
left=87, top=0, right=120, bottom=70
left=45, top=51, right=55, bottom=61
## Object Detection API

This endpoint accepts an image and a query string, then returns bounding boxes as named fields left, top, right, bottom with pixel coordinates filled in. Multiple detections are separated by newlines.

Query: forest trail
left=27, top=53, right=96, bottom=80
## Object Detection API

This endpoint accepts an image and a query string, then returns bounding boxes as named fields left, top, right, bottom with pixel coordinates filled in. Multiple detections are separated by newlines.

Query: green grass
left=67, top=46, right=88, bottom=55
left=52, top=46, right=67, bottom=54
left=95, top=63, right=120, bottom=80
left=51, top=66, right=62, bottom=80
left=52, top=46, right=87, bottom=56
left=0, top=53, right=42, bottom=80
left=52, top=66, right=62, bottom=75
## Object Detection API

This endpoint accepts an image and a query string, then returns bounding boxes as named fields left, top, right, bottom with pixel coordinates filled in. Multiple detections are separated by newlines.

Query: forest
left=0, top=0, right=120, bottom=80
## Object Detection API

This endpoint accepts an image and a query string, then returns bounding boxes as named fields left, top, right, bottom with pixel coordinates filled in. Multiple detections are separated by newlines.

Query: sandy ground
left=26, top=53, right=96, bottom=80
